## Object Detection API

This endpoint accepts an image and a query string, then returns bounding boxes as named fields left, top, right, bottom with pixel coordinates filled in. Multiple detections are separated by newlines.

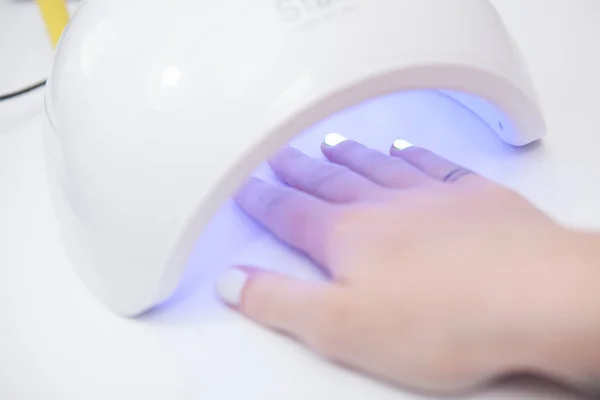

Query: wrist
left=514, top=231, right=600, bottom=393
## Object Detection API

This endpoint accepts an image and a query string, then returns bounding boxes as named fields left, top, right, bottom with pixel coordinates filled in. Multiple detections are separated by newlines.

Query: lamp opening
left=151, top=88, right=525, bottom=318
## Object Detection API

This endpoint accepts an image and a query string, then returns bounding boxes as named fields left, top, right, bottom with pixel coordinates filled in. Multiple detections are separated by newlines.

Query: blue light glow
left=145, top=89, right=534, bottom=320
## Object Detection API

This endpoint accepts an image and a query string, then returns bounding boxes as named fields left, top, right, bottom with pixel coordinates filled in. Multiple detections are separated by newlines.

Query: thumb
left=216, top=266, right=334, bottom=341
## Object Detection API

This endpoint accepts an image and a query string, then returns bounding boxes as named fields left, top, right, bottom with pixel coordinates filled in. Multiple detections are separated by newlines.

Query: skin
left=216, top=136, right=600, bottom=396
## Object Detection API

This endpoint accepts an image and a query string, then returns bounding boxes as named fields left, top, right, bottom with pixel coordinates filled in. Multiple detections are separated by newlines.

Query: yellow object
left=36, top=0, right=70, bottom=48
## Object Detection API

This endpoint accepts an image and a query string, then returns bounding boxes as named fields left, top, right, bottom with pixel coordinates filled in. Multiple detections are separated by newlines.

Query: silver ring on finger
left=442, top=168, right=475, bottom=183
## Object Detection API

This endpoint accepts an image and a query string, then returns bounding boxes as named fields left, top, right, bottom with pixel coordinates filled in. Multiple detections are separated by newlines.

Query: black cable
left=0, top=79, right=47, bottom=101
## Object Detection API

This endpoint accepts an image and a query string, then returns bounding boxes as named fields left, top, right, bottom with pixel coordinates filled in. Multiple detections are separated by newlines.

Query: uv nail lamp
left=42, top=0, right=546, bottom=316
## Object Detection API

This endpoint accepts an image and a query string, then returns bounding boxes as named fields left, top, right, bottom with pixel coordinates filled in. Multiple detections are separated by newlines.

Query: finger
left=390, top=139, right=484, bottom=185
left=217, top=266, right=336, bottom=344
left=321, top=133, right=433, bottom=189
left=234, top=177, right=338, bottom=267
left=268, top=147, right=390, bottom=202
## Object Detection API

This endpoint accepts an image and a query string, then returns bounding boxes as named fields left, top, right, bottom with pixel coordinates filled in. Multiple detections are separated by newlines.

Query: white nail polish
left=217, top=269, right=249, bottom=306
left=323, top=132, right=347, bottom=147
left=392, top=139, right=413, bottom=151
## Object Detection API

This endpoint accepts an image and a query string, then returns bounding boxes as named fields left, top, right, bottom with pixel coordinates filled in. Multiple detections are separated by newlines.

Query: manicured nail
left=217, top=268, right=249, bottom=306
left=392, top=139, right=413, bottom=151
left=323, top=132, right=347, bottom=147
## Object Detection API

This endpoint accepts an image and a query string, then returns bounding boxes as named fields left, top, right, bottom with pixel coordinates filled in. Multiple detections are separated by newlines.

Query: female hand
left=216, top=134, right=600, bottom=395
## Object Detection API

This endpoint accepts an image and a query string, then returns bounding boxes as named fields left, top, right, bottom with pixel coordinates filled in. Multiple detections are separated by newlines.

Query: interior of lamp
left=149, top=88, right=529, bottom=318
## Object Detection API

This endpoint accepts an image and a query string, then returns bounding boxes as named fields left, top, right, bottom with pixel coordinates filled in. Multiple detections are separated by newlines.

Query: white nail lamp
left=42, top=0, right=546, bottom=316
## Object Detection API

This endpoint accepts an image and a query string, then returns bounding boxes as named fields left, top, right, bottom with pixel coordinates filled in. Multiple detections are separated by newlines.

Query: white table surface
left=2, top=0, right=600, bottom=399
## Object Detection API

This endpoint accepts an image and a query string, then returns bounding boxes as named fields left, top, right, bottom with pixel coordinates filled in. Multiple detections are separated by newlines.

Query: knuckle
left=306, top=167, right=347, bottom=194
left=258, top=189, right=288, bottom=218
left=402, top=146, right=433, bottom=160
left=372, top=158, right=406, bottom=180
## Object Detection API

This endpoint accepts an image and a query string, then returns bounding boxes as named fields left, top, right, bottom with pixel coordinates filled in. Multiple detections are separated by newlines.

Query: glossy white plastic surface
left=43, top=0, right=546, bottom=316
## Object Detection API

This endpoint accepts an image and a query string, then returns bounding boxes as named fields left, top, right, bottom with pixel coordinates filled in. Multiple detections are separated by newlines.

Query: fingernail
left=392, top=139, right=413, bottom=151
left=323, top=132, right=347, bottom=147
left=217, top=268, right=249, bottom=306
